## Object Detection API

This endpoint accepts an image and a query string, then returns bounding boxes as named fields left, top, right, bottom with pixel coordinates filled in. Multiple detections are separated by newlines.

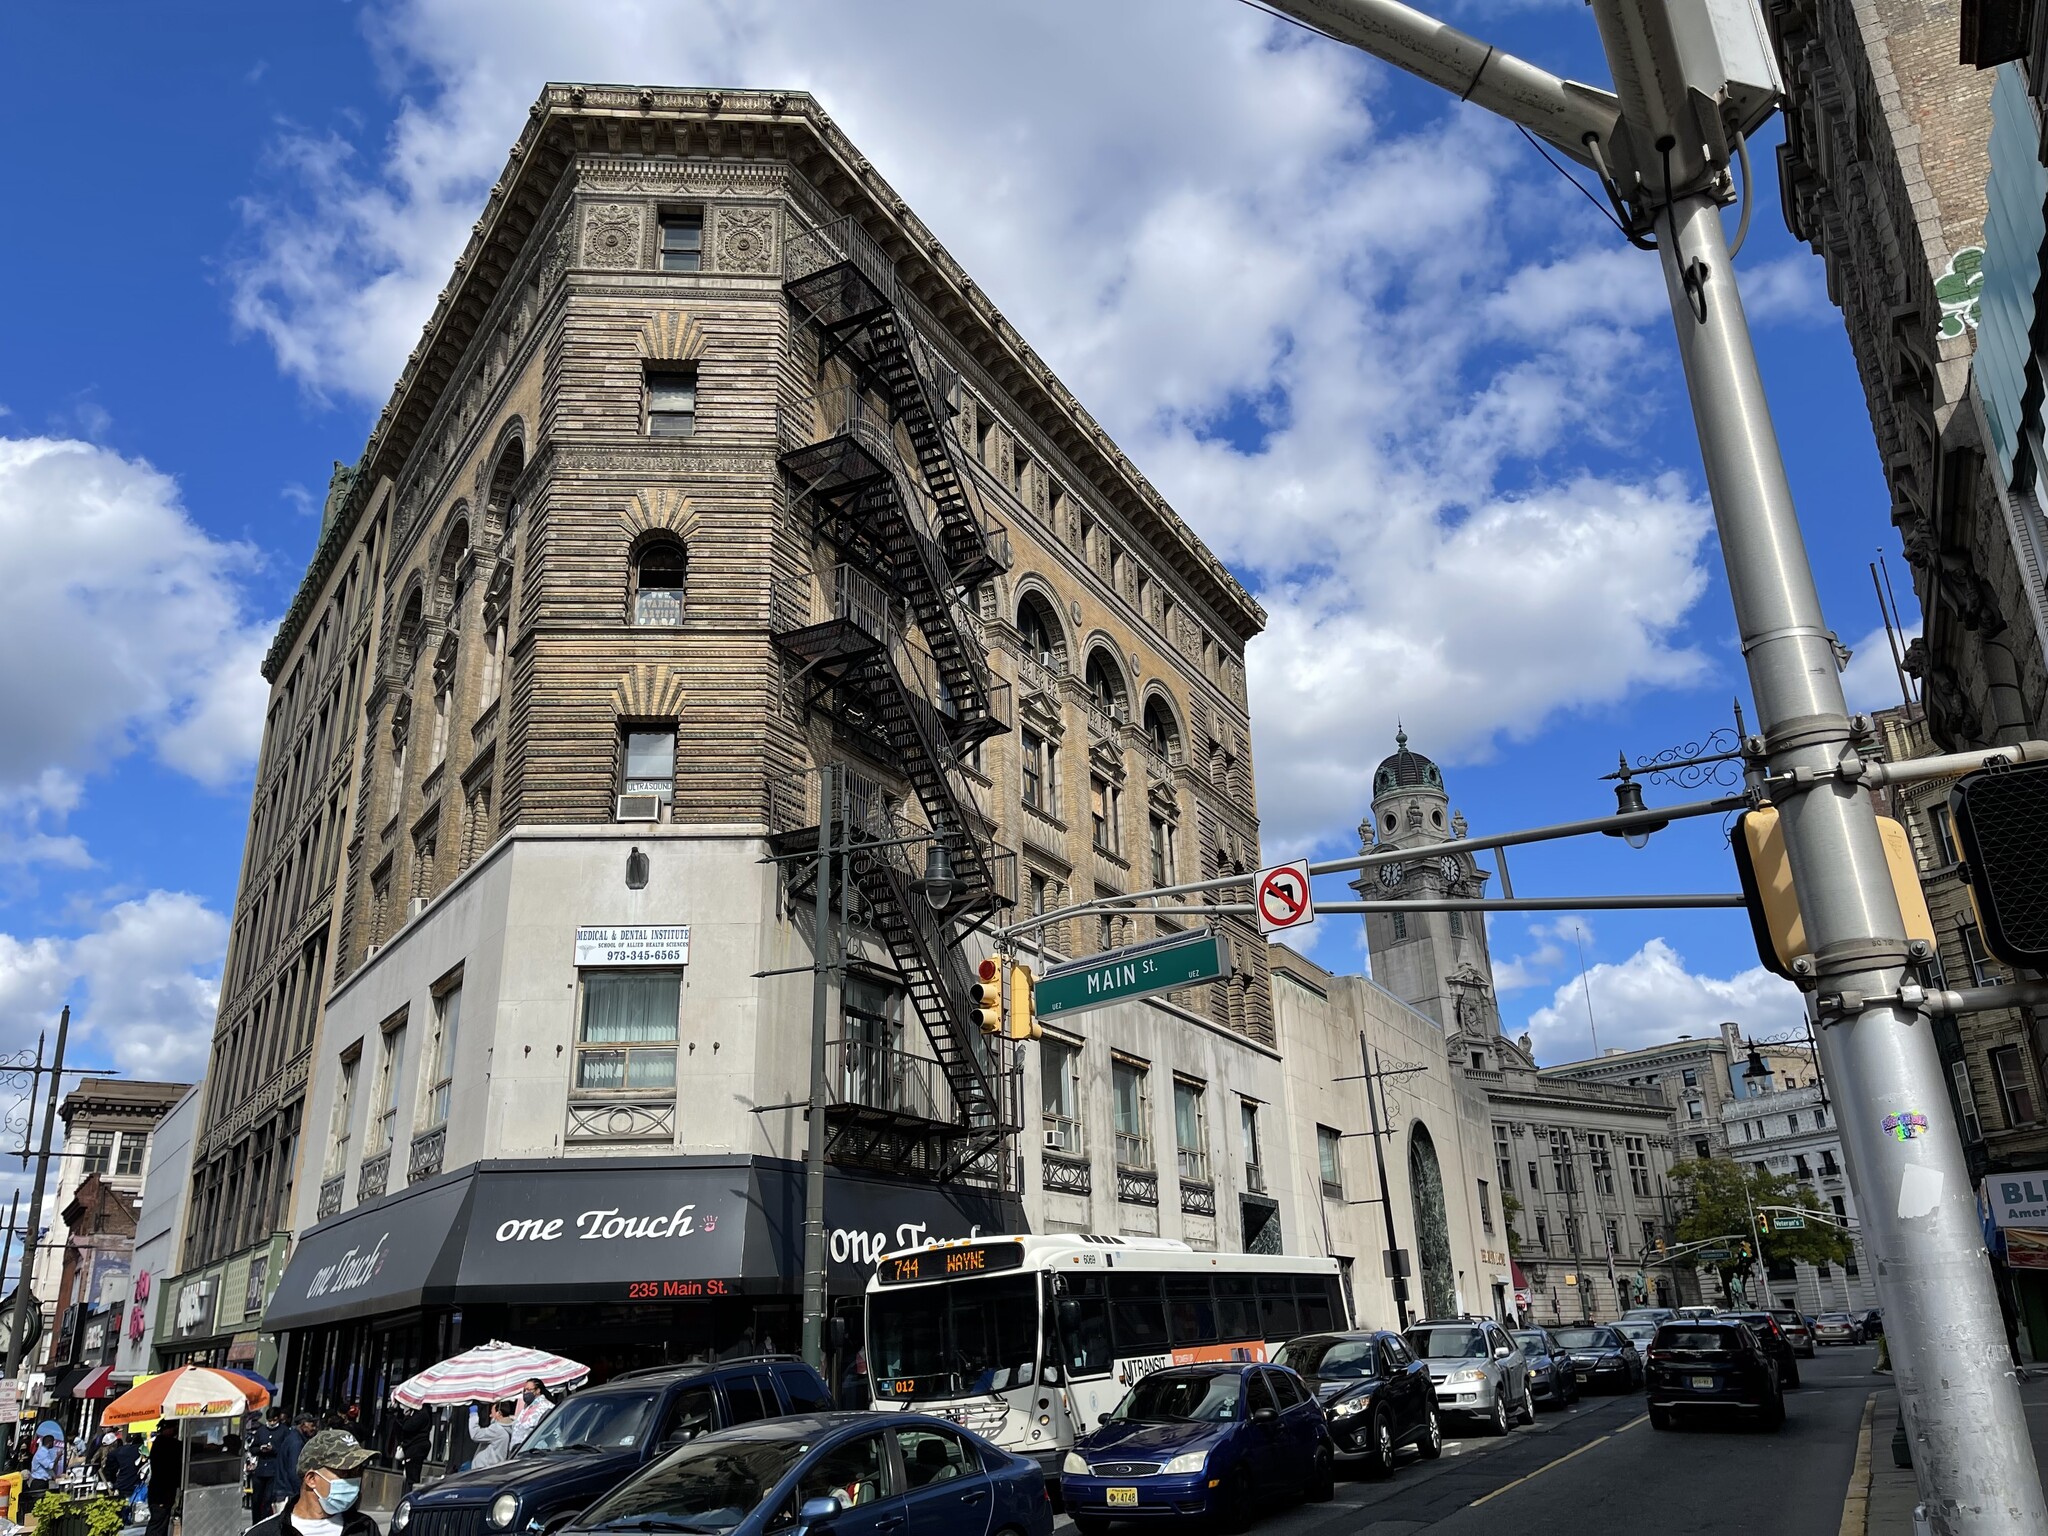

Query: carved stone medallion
left=582, top=203, right=644, bottom=268
left=715, top=207, right=776, bottom=273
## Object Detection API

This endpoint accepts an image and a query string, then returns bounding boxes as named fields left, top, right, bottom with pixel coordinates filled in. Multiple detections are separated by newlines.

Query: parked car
left=1612, top=1319, right=1661, bottom=1364
left=1645, top=1318, right=1783, bottom=1432
left=1405, top=1317, right=1532, bottom=1436
left=560, top=1410, right=1052, bottom=1536
left=1862, top=1309, right=1885, bottom=1338
left=1771, top=1310, right=1817, bottom=1358
left=393, top=1356, right=835, bottom=1536
left=1059, top=1362, right=1333, bottom=1532
left=1813, top=1312, right=1866, bottom=1346
left=1720, top=1312, right=1802, bottom=1388
left=1620, top=1307, right=1678, bottom=1326
left=1510, top=1329, right=1580, bottom=1409
left=1273, top=1330, right=1441, bottom=1474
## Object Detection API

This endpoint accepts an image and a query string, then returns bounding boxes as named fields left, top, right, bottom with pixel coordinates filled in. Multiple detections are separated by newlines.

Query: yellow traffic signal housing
left=1732, top=804, right=1935, bottom=980
left=1007, top=962, right=1039, bottom=1040
left=971, top=958, right=1004, bottom=1034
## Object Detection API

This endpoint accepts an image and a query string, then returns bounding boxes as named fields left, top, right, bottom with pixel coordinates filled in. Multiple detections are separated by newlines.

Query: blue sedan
left=561, top=1411, right=1051, bottom=1536
left=1060, top=1363, right=1334, bottom=1531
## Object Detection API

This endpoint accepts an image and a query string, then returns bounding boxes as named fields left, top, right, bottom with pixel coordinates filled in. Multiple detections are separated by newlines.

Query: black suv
left=392, top=1357, right=834, bottom=1536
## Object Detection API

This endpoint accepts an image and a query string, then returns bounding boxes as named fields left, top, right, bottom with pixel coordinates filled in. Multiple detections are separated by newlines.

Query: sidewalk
left=1865, top=1370, right=2048, bottom=1533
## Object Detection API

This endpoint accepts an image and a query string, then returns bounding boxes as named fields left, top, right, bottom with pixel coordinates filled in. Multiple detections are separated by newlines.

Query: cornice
left=265, top=82, right=1261, bottom=680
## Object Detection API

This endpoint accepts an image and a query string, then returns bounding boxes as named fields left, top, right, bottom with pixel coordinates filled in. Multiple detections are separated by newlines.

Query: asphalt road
left=1057, top=1342, right=1880, bottom=1535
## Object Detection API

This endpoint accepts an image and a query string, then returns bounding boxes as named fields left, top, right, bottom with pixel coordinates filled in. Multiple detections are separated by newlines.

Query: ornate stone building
left=174, top=84, right=1294, bottom=1417
left=1767, top=0, right=2047, bottom=745
left=1355, top=735, right=1692, bottom=1320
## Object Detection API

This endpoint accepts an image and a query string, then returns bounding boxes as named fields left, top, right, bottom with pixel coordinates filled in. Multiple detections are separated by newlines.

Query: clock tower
left=1354, top=729, right=1503, bottom=1034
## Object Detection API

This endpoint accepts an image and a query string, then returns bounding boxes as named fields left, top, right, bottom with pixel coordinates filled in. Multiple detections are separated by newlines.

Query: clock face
left=1377, top=862, right=1404, bottom=889
left=1438, top=856, right=1459, bottom=882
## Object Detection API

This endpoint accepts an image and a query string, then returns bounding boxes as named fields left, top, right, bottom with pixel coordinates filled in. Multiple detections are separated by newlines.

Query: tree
left=1670, top=1158, right=1852, bottom=1301
left=1502, top=1191, right=1524, bottom=1258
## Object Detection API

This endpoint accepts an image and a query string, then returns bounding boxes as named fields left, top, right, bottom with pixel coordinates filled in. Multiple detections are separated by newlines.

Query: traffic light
left=1758, top=1213, right=1771, bottom=1233
left=971, top=958, right=1004, bottom=1034
left=1952, top=759, right=2048, bottom=967
left=1738, top=1240, right=1753, bottom=1261
left=1006, top=962, right=1039, bottom=1040
left=1732, top=804, right=1935, bottom=978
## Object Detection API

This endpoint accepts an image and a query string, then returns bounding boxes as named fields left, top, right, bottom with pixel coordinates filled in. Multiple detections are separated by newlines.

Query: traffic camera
left=971, top=958, right=1004, bottom=1034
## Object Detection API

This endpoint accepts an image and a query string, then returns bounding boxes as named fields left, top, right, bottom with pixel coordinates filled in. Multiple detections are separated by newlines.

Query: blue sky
left=0, top=0, right=1922, bottom=1101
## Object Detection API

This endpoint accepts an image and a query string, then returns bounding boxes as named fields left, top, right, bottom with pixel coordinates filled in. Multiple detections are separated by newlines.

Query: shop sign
left=304, top=1235, right=392, bottom=1301
left=0, top=1381, right=18, bottom=1423
left=574, top=925, right=689, bottom=967
left=1479, top=1248, right=1508, bottom=1268
left=1988, top=1170, right=2048, bottom=1229
left=174, top=1275, right=218, bottom=1337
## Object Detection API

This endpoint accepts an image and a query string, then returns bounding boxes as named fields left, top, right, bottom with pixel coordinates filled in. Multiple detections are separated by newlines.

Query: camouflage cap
left=297, top=1430, right=374, bottom=1477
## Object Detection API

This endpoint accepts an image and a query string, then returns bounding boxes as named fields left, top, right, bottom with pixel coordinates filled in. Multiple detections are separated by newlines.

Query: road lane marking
left=1839, top=1393, right=1877, bottom=1536
left=1465, top=1413, right=1648, bottom=1509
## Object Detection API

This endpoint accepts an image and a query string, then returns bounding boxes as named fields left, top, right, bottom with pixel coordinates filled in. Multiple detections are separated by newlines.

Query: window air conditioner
left=616, top=793, right=663, bottom=823
left=1044, top=1129, right=1065, bottom=1151
left=407, top=896, right=428, bottom=921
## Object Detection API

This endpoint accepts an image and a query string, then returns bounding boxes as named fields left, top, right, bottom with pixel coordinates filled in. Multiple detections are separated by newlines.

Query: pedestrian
left=145, top=1423, right=182, bottom=1536
left=251, top=1405, right=284, bottom=1514
left=245, top=1429, right=378, bottom=1536
left=108, top=1431, right=143, bottom=1500
left=393, top=1404, right=435, bottom=1490
left=509, top=1380, right=553, bottom=1450
left=465, top=1402, right=516, bottom=1471
left=275, top=1409, right=316, bottom=1514
left=26, top=1432, right=60, bottom=1502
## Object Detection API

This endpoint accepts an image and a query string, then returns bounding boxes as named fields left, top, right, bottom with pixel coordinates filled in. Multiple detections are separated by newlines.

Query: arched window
left=1084, top=647, right=1128, bottom=719
left=1143, top=696, right=1182, bottom=764
left=632, top=539, right=687, bottom=626
left=393, top=588, right=424, bottom=673
left=438, top=520, right=471, bottom=625
left=1016, top=591, right=1063, bottom=670
left=487, top=434, right=525, bottom=532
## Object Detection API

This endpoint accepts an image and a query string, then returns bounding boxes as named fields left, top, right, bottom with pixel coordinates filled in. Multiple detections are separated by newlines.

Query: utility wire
left=1516, top=124, right=1628, bottom=237
left=1234, top=0, right=1333, bottom=38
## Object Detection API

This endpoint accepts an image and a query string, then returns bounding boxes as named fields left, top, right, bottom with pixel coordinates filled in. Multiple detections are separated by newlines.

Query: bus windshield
left=869, top=1272, right=1039, bottom=1396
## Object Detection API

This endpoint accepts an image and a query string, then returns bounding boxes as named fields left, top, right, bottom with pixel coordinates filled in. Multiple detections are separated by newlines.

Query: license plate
left=1107, top=1488, right=1139, bottom=1507
left=1691, top=1375, right=1715, bottom=1390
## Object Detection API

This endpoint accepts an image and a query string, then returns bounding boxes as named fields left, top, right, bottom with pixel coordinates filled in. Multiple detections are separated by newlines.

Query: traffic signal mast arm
left=1660, top=1234, right=1755, bottom=1264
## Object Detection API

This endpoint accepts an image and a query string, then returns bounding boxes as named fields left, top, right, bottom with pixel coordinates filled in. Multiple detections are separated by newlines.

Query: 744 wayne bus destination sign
left=1033, top=927, right=1230, bottom=1019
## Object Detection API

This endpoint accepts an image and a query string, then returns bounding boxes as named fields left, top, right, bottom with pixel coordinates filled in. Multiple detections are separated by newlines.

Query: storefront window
left=577, top=972, right=682, bottom=1092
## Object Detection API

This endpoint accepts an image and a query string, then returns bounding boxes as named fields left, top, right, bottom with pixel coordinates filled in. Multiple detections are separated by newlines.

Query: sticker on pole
left=1256, top=859, right=1315, bottom=936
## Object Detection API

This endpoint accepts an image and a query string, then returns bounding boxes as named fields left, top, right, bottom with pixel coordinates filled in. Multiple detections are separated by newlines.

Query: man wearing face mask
left=246, top=1429, right=381, bottom=1536
left=508, top=1380, right=553, bottom=1451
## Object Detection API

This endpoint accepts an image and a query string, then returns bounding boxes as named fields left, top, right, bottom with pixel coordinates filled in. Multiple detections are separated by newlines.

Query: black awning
left=264, top=1174, right=474, bottom=1332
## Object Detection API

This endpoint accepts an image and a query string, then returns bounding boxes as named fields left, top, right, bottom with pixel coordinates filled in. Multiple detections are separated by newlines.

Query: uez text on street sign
left=1256, top=859, right=1314, bottom=936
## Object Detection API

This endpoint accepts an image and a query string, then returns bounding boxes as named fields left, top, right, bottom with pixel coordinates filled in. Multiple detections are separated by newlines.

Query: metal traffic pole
left=7, top=1006, right=66, bottom=1381
left=1250, top=2, right=2044, bottom=1527
left=1358, top=1036, right=1410, bottom=1329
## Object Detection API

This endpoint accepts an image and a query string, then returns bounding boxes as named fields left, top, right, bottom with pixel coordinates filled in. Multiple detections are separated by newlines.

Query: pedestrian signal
left=1952, top=759, right=2048, bottom=968
left=1006, top=962, right=1040, bottom=1041
left=1732, top=805, right=1935, bottom=979
left=971, top=958, right=1004, bottom=1034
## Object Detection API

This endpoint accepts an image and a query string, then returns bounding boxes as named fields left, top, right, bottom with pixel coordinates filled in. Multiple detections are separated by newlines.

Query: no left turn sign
left=1255, top=859, right=1315, bottom=935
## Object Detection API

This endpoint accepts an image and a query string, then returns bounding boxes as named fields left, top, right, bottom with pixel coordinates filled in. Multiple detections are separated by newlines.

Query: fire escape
left=772, top=217, right=1020, bottom=1184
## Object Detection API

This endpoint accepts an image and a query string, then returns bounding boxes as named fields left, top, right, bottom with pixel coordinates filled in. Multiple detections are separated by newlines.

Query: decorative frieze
left=582, top=202, right=645, bottom=268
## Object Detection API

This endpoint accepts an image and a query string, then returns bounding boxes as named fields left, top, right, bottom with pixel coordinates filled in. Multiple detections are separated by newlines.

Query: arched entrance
left=1408, top=1123, right=1457, bottom=1319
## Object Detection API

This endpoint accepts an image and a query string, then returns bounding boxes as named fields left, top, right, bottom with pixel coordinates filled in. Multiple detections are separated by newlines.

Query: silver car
left=1405, top=1317, right=1533, bottom=1436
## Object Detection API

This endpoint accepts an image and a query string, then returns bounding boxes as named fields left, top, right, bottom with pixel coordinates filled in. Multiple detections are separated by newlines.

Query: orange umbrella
left=101, top=1365, right=269, bottom=1425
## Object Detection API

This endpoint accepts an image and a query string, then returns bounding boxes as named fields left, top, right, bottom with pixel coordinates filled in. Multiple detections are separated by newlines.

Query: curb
left=1843, top=1391, right=1876, bottom=1536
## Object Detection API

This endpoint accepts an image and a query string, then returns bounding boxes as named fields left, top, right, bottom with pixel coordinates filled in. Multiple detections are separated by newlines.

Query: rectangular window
left=1535, top=1212, right=1549, bottom=1250
left=1477, top=1178, right=1494, bottom=1235
left=1681, top=1067, right=1698, bottom=1088
left=1494, top=1126, right=1513, bottom=1194
left=576, top=972, right=683, bottom=1092
left=1626, top=1134, right=1651, bottom=1198
left=646, top=368, right=698, bottom=437
left=323, top=1051, right=360, bottom=1179
left=422, top=977, right=463, bottom=1128
left=1112, top=1059, right=1151, bottom=1169
left=1820, top=1150, right=1840, bottom=1176
left=1588, top=1132, right=1615, bottom=1195
left=115, top=1132, right=147, bottom=1178
left=1448, top=909, right=1463, bottom=937
left=1090, top=775, right=1118, bottom=853
left=658, top=211, right=703, bottom=272
left=1962, top=923, right=2000, bottom=987
left=1528, top=1160, right=1540, bottom=1191
left=1148, top=815, right=1174, bottom=886
left=369, top=1016, right=405, bottom=1154
left=1564, top=1215, right=1581, bottom=1252
left=1641, top=1219, right=1656, bottom=1252
left=82, top=1130, right=114, bottom=1177
left=1173, top=1078, right=1208, bottom=1182
left=1794, top=1155, right=1812, bottom=1179
left=1787, top=1112, right=1800, bottom=1133
left=1954, top=1059, right=1985, bottom=1142
left=623, top=727, right=677, bottom=804
left=1391, top=911, right=1407, bottom=940
left=1927, top=803, right=1959, bottom=865
left=1240, top=1099, right=1265, bottom=1191
left=1992, top=1045, right=2039, bottom=1125
left=1317, top=1124, right=1343, bottom=1198
left=1686, top=1098, right=1704, bottom=1120
left=1605, top=1218, right=1619, bottom=1255
left=1021, top=728, right=1047, bottom=811
left=1041, top=1037, right=1083, bottom=1154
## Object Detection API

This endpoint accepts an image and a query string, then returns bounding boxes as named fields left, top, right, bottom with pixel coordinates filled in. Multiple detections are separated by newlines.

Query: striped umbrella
left=101, top=1365, right=268, bottom=1425
left=392, top=1341, right=588, bottom=1408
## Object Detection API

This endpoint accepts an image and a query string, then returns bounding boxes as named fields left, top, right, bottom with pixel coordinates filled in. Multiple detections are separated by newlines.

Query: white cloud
left=228, top=0, right=1724, bottom=856
left=1522, top=936, right=1805, bottom=1064
left=0, top=436, right=274, bottom=796
left=1839, top=620, right=1921, bottom=715
left=0, top=893, right=223, bottom=1083
left=1738, top=251, right=1833, bottom=327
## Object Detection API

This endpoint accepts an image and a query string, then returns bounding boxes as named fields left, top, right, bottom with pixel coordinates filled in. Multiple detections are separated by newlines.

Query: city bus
left=861, top=1233, right=1348, bottom=1476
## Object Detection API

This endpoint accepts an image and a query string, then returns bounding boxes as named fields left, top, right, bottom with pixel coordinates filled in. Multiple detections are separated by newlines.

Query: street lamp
left=916, top=838, right=957, bottom=911
left=1603, top=760, right=1668, bottom=849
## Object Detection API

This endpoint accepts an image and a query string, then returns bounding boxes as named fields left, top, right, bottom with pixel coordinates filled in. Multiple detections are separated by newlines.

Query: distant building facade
left=116, top=1084, right=200, bottom=1381
left=1543, top=1023, right=1818, bottom=1161
left=1721, top=1085, right=1878, bottom=1314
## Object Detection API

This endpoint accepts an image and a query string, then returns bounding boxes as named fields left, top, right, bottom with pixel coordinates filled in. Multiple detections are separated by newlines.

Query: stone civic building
left=174, top=83, right=1303, bottom=1427
left=1355, top=735, right=1695, bottom=1321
